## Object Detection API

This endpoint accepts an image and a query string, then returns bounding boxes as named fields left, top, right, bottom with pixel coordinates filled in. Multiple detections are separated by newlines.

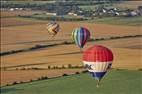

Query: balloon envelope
left=72, top=27, right=90, bottom=48
left=83, top=45, right=113, bottom=80
left=46, top=22, right=60, bottom=36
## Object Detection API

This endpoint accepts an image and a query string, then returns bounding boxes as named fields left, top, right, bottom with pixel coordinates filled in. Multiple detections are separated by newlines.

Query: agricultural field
left=20, top=14, right=142, bottom=26
left=113, top=1, right=142, bottom=10
left=1, top=38, right=141, bottom=69
left=1, top=10, right=46, bottom=18
left=90, top=16, right=142, bottom=26
left=0, top=8, right=142, bottom=94
left=1, top=69, right=141, bottom=94
left=1, top=69, right=84, bottom=86
left=1, top=37, right=141, bottom=86
left=79, top=1, right=142, bottom=10
left=1, top=17, right=46, bottom=27
left=1, top=10, right=47, bottom=27
left=1, top=17, right=141, bottom=52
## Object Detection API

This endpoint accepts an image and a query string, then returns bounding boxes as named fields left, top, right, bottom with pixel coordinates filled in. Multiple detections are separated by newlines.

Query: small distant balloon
left=46, top=22, right=60, bottom=37
left=72, top=27, right=90, bottom=50
left=83, top=45, right=113, bottom=87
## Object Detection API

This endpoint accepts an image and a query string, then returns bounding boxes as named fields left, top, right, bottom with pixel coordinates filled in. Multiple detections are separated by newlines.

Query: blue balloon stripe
left=79, top=28, right=82, bottom=47
left=80, top=28, right=84, bottom=47
left=90, top=72, right=106, bottom=80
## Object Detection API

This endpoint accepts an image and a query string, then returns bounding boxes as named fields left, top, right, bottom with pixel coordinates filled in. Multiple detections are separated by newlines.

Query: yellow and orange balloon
left=46, top=22, right=60, bottom=37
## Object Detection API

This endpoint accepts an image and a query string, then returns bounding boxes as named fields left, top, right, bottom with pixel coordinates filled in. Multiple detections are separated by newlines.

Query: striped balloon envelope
left=83, top=45, right=113, bottom=82
left=46, top=22, right=60, bottom=37
left=72, top=27, right=90, bottom=49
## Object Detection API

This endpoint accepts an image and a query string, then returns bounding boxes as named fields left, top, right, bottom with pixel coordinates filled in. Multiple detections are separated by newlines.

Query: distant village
left=1, top=1, right=142, bottom=18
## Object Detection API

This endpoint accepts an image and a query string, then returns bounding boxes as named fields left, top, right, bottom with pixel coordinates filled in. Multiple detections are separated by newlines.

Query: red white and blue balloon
left=83, top=45, right=113, bottom=81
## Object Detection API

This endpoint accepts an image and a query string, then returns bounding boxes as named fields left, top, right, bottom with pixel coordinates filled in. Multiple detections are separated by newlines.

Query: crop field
left=91, top=16, right=142, bottom=26
left=1, top=17, right=141, bottom=52
left=1, top=10, right=46, bottom=18
left=79, top=1, right=142, bottom=10
left=1, top=69, right=141, bottom=94
left=1, top=10, right=141, bottom=90
left=113, top=1, right=142, bottom=9
left=1, top=38, right=141, bottom=69
left=1, top=17, right=46, bottom=27
left=1, top=69, right=84, bottom=86
left=1, top=37, right=141, bottom=86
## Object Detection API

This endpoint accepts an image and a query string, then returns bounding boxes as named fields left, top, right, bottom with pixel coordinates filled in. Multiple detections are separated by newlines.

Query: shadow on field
left=123, top=45, right=142, bottom=49
left=3, top=39, right=69, bottom=45
left=47, top=51, right=81, bottom=56
left=2, top=62, right=50, bottom=69
left=0, top=88, right=23, bottom=93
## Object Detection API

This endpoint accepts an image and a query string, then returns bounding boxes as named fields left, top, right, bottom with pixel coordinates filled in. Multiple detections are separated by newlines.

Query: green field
left=21, top=14, right=142, bottom=26
left=79, top=4, right=112, bottom=11
left=1, top=69, right=141, bottom=94
left=21, top=14, right=86, bottom=21
left=89, top=16, right=142, bottom=26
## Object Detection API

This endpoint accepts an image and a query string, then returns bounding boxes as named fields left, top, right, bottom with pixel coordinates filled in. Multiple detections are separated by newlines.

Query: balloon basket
left=96, top=84, right=99, bottom=88
left=96, top=80, right=101, bottom=88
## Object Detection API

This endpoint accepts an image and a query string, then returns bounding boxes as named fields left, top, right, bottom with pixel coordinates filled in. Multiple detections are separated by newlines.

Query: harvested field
left=88, top=37, right=141, bottom=49
left=1, top=38, right=141, bottom=70
left=1, top=69, right=84, bottom=86
left=113, top=1, right=142, bottom=9
left=1, top=16, right=141, bottom=87
left=1, top=17, right=46, bottom=27
left=1, top=21, right=141, bottom=52
left=1, top=10, right=46, bottom=18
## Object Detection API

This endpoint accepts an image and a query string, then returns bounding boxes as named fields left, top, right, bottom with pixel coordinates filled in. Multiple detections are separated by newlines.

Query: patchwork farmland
left=0, top=7, right=141, bottom=94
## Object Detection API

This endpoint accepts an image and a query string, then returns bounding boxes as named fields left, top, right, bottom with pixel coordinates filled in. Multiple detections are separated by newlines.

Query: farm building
left=46, top=12, right=57, bottom=16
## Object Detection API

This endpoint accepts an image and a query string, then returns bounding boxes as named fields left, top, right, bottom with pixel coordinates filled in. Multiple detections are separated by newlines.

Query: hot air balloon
left=72, top=27, right=90, bottom=51
left=46, top=22, right=60, bottom=37
left=83, top=45, right=113, bottom=87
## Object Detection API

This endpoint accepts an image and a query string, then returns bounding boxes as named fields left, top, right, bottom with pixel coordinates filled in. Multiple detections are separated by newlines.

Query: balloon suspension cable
left=80, top=48, right=83, bottom=53
left=96, top=79, right=101, bottom=88
left=51, top=34, right=55, bottom=38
